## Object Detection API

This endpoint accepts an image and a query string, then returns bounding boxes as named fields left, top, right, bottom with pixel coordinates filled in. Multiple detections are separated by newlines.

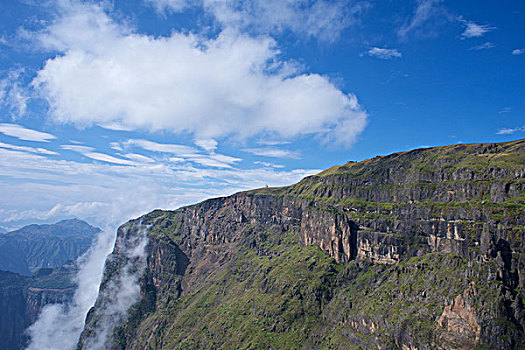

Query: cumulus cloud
left=512, top=48, right=524, bottom=56
left=0, top=123, right=56, bottom=142
left=461, top=21, right=495, bottom=39
left=366, top=47, right=402, bottom=59
left=32, top=1, right=367, bottom=148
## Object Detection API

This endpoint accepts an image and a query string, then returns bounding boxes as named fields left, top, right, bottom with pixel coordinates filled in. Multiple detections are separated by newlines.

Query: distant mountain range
left=0, top=219, right=100, bottom=275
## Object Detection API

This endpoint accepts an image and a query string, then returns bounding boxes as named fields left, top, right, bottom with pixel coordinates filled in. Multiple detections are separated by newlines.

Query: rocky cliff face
left=81, top=139, right=525, bottom=349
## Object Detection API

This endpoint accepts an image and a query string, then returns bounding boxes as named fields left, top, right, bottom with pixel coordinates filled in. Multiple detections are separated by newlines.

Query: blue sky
left=0, top=0, right=523, bottom=230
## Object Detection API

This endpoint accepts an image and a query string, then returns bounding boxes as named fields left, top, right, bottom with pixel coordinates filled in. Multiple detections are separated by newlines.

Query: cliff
left=80, top=139, right=525, bottom=349
left=0, top=267, right=76, bottom=350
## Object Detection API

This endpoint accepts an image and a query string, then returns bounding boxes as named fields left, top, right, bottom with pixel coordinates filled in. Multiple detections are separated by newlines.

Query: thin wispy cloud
left=0, top=145, right=318, bottom=229
left=62, top=144, right=138, bottom=166
left=243, top=147, right=300, bottom=159
left=366, top=47, right=402, bottom=59
left=83, top=152, right=137, bottom=166
left=512, top=48, right=524, bottom=56
left=0, top=141, right=58, bottom=155
left=254, top=161, right=285, bottom=168
left=61, top=144, right=95, bottom=153
left=122, top=139, right=241, bottom=168
left=497, top=125, right=525, bottom=135
left=398, top=0, right=451, bottom=40
left=256, top=140, right=291, bottom=146
left=469, top=42, right=495, bottom=51
left=0, top=123, right=56, bottom=142
left=124, top=139, right=198, bottom=157
left=121, top=153, right=155, bottom=163
left=461, top=21, right=495, bottom=39
left=146, top=0, right=371, bottom=43
left=0, top=70, right=29, bottom=116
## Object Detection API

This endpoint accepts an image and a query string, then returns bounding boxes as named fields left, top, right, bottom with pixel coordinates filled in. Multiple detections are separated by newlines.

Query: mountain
left=80, top=139, right=525, bottom=349
left=0, top=267, right=76, bottom=350
left=0, top=219, right=100, bottom=275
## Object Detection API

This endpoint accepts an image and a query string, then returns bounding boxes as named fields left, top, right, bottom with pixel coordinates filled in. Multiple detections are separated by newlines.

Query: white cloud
left=0, top=141, right=58, bottom=155
left=512, top=48, right=524, bottom=56
left=32, top=1, right=367, bottom=148
left=366, top=47, right=402, bottom=59
left=0, top=123, right=56, bottom=142
left=461, top=21, right=495, bottom=39
left=243, top=147, right=300, bottom=159
left=469, top=42, right=495, bottom=51
left=497, top=125, right=525, bottom=135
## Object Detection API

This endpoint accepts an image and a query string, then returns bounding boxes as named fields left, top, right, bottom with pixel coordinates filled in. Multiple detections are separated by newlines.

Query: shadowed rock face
left=81, top=139, right=525, bottom=350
